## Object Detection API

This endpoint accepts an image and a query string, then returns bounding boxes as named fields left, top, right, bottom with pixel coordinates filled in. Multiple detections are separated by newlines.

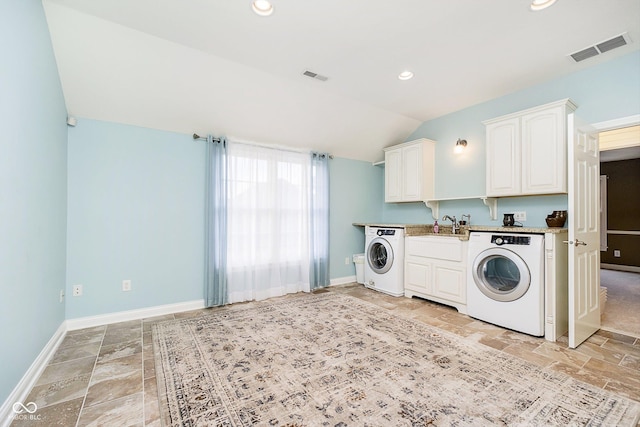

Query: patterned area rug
left=152, top=293, right=640, bottom=426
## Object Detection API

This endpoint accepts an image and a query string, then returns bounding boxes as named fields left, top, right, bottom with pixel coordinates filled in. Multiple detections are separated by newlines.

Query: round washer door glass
left=367, top=238, right=394, bottom=274
left=472, top=248, right=531, bottom=302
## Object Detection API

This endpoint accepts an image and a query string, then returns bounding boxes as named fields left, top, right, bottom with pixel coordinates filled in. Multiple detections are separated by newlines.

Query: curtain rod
left=193, top=133, right=220, bottom=142
left=192, top=133, right=333, bottom=159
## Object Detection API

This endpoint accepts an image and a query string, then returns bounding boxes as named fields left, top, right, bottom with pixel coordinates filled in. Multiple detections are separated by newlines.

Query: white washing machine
left=364, top=226, right=404, bottom=297
left=467, top=232, right=545, bottom=336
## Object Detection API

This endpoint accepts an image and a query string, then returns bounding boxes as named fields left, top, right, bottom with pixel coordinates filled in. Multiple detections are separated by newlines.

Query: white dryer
left=467, top=232, right=545, bottom=336
left=364, top=226, right=404, bottom=297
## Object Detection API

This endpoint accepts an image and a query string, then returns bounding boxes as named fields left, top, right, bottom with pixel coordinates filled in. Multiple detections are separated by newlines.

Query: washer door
left=367, top=237, right=394, bottom=274
left=472, top=248, right=531, bottom=302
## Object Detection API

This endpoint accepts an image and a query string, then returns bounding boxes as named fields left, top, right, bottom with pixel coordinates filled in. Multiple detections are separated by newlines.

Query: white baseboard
left=65, top=299, right=205, bottom=331
left=601, top=264, right=640, bottom=274
left=0, top=323, right=66, bottom=427
left=329, top=275, right=357, bottom=286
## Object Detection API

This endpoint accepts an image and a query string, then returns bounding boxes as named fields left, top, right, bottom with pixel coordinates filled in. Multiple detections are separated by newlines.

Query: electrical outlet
left=614, top=250, right=621, bottom=258
left=72, top=284, right=83, bottom=297
left=345, top=257, right=350, bottom=265
left=122, top=279, right=132, bottom=291
left=59, top=289, right=65, bottom=303
left=513, top=211, right=526, bottom=222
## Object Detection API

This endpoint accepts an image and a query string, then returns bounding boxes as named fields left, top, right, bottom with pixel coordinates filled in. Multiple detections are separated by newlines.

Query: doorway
left=597, top=124, right=640, bottom=338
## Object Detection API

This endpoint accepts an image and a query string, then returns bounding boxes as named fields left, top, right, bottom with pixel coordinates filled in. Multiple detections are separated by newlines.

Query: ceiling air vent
left=570, top=46, right=599, bottom=62
left=568, top=32, right=631, bottom=62
left=302, top=70, right=329, bottom=82
left=596, top=35, right=627, bottom=53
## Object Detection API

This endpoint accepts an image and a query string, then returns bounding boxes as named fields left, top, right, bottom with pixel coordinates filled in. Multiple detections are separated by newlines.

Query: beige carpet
left=601, top=269, right=640, bottom=338
left=152, top=293, right=640, bottom=426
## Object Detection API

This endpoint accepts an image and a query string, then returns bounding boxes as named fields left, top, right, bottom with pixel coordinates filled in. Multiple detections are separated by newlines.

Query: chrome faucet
left=442, top=215, right=459, bottom=234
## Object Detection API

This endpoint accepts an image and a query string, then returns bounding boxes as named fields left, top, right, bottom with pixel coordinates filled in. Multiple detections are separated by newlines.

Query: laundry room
left=3, top=2, right=639, bottom=425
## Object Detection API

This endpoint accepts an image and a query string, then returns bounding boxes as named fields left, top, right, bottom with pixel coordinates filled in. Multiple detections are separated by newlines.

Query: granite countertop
left=352, top=223, right=470, bottom=240
left=469, top=225, right=568, bottom=234
left=353, top=223, right=567, bottom=240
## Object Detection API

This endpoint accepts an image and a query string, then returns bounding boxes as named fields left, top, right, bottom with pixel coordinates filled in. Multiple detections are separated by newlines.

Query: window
left=225, top=143, right=311, bottom=302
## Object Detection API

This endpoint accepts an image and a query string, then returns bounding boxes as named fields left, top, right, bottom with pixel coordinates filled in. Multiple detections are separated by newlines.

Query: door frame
left=591, top=115, right=640, bottom=257
left=591, top=115, right=640, bottom=133
left=575, top=114, right=640, bottom=342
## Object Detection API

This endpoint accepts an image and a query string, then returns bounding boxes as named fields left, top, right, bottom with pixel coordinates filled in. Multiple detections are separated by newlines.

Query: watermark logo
left=13, top=402, right=37, bottom=414
left=11, top=401, right=41, bottom=421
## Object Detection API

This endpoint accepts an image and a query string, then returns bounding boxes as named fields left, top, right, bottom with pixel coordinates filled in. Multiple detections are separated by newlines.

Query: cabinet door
left=521, top=106, right=566, bottom=194
left=385, top=148, right=402, bottom=202
left=433, top=264, right=466, bottom=304
left=405, top=260, right=431, bottom=293
left=402, top=143, right=423, bottom=201
left=486, top=118, right=520, bottom=196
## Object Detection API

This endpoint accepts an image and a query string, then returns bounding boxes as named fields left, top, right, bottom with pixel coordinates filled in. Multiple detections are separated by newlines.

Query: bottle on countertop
left=433, top=220, right=439, bottom=234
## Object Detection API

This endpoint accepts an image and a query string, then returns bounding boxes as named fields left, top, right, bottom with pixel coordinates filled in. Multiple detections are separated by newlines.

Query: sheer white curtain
left=226, top=142, right=311, bottom=303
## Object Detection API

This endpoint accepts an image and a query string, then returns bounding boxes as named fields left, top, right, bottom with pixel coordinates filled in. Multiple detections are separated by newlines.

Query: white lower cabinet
left=404, top=236, right=467, bottom=314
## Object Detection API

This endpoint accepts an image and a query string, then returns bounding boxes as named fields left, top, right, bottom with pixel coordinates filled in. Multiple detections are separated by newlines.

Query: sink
left=405, top=225, right=470, bottom=240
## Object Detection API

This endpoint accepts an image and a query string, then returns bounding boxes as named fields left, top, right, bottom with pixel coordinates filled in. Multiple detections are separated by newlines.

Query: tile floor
left=9, top=283, right=640, bottom=426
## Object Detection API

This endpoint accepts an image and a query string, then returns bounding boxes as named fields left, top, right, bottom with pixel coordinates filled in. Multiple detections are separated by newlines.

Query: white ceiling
left=43, top=0, right=640, bottom=161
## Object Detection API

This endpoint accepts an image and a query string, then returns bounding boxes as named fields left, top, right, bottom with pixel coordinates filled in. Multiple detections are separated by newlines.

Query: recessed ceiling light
left=398, top=71, right=414, bottom=81
left=530, top=0, right=557, bottom=11
left=252, top=0, right=274, bottom=16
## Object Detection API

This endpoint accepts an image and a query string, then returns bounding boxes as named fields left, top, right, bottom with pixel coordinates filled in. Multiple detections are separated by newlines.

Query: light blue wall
left=384, top=51, right=640, bottom=227
left=0, top=0, right=68, bottom=405
left=66, top=120, right=206, bottom=318
left=329, top=158, right=384, bottom=279
left=66, top=119, right=384, bottom=317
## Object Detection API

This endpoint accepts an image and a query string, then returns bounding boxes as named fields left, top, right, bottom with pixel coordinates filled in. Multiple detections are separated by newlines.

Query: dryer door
left=472, top=248, right=531, bottom=302
left=367, top=237, right=394, bottom=274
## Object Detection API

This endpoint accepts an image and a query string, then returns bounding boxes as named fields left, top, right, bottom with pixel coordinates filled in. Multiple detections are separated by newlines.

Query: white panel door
left=567, top=115, right=600, bottom=348
left=486, top=118, right=520, bottom=196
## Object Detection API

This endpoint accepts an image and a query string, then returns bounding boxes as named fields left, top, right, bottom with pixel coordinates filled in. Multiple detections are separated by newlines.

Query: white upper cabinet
left=484, top=99, right=576, bottom=197
left=384, top=148, right=402, bottom=202
left=384, top=138, right=436, bottom=203
left=486, top=118, right=520, bottom=196
left=521, top=106, right=567, bottom=194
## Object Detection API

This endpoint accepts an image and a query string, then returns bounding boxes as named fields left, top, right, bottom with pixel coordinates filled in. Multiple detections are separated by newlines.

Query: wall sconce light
left=454, top=138, right=467, bottom=154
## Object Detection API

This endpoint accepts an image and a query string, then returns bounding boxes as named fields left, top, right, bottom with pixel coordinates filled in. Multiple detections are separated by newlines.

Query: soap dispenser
left=433, top=220, right=439, bottom=234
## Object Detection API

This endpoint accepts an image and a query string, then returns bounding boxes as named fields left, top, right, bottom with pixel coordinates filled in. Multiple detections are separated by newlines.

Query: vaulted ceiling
left=43, top=0, right=640, bottom=161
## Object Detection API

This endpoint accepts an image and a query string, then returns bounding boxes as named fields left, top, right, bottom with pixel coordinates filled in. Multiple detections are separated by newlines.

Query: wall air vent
left=568, top=32, right=631, bottom=62
left=302, top=70, right=329, bottom=82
